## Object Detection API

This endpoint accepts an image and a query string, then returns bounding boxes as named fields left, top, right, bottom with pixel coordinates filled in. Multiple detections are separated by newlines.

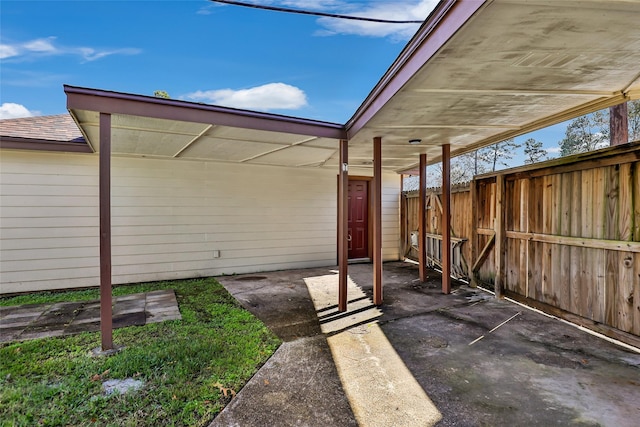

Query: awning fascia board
left=0, top=136, right=92, bottom=153
left=64, top=85, right=348, bottom=141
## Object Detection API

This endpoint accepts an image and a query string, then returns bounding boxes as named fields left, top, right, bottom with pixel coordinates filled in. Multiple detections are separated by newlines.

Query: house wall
left=0, top=150, right=401, bottom=294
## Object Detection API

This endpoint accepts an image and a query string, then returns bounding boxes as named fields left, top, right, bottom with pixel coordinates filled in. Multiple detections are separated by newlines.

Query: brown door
left=348, top=179, right=369, bottom=259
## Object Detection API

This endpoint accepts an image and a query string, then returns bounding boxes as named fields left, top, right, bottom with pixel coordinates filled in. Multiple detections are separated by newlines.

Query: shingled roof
left=0, top=114, right=84, bottom=142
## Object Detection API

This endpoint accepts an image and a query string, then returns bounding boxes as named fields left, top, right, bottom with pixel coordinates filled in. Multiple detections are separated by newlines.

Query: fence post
left=494, top=174, right=506, bottom=298
left=469, top=178, right=478, bottom=287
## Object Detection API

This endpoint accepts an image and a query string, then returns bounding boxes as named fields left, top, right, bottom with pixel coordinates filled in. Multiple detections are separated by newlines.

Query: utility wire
left=209, top=0, right=424, bottom=24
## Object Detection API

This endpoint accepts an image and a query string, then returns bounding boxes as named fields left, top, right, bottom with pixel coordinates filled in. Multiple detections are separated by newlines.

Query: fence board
left=401, top=144, right=640, bottom=347
left=634, top=254, right=640, bottom=336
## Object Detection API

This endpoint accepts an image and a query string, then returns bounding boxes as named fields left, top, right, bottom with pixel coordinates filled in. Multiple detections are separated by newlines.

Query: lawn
left=0, top=278, right=281, bottom=426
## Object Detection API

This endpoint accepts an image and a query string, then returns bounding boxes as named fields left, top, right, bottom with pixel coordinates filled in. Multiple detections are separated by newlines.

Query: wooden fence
left=402, top=143, right=640, bottom=348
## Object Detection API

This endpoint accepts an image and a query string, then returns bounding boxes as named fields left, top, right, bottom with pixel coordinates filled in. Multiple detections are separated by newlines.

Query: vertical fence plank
left=470, top=179, right=478, bottom=287
left=634, top=163, right=640, bottom=241
left=559, top=173, right=572, bottom=311
left=541, top=176, right=551, bottom=304
left=580, top=169, right=594, bottom=319
left=618, top=251, right=635, bottom=333
left=519, top=178, right=529, bottom=296
left=619, top=163, right=632, bottom=241
left=605, top=165, right=620, bottom=326
left=494, top=174, right=506, bottom=298
left=634, top=253, right=640, bottom=336
left=570, top=171, right=583, bottom=315
left=529, top=177, right=543, bottom=300
left=550, top=174, right=562, bottom=307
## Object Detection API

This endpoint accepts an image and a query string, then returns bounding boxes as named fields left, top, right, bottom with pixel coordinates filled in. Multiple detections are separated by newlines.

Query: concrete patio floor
left=213, top=261, right=640, bottom=427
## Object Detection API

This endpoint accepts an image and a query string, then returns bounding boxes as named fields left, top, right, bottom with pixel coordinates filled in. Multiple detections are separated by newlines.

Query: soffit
left=68, top=94, right=346, bottom=169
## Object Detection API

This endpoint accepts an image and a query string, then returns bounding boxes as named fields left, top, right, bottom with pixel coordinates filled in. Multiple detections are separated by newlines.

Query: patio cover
left=63, top=0, right=640, bottom=172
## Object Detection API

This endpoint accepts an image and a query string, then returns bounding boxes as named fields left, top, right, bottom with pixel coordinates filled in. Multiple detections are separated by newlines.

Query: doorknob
left=347, top=235, right=352, bottom=241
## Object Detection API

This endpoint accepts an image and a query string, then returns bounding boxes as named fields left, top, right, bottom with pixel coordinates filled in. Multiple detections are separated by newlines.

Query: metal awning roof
left=65, top=0, right=640, bottom=172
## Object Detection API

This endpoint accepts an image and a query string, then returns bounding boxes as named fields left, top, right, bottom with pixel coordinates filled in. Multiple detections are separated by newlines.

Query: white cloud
left=185, top=83, right=308, bottom=111
left=546, top=146, right=562, bottom=154
left=243, top=0, right=437, bottom=40
left=1, top=37, right=141, bottom=62
left=0, top=44, right=19, bottom=59
left=316, top=0, right=437, bottom=39
left=0, top=103, right=36, bottom=119
left=23, top=37, right=58, bottom=53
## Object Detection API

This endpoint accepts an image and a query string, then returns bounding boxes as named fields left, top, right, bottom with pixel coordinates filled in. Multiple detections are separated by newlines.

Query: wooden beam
left=338, top=139, right=349, bottom=312
left=610, top=102, right=629, bottom=146
left=442, top=144, right=451, bottom=294
left=505, top=231, right=640, bottom=253
left=471, top=233, right=496, bottom=273
left=373, top=137, right=383, bottom=305
left=494, top=174, right=506, bottom=299
left=419, top=153, right=428, bottom=282
left=99, top=113, right=113, bottom=351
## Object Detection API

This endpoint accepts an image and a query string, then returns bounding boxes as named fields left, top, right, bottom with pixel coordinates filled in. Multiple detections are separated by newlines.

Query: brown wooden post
left=373, top=136, right=383, bottom=305
left=442, top=144, right=451, bottom=294
left=494, top=174, right=506, bottom=298
left=99, top=112, right=113, bottom=351
left=418, top=153, right=428, bottom=282
left=338, top=139, right=349, bottom=312
left=610, top=102, right=629, bottom=146
left=469, top=178, right=478, bottom=287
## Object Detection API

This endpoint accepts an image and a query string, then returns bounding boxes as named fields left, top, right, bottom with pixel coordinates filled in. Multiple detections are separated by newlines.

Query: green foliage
left=0, top=278, right=280, bottom=426
left=154, top=90, right=170, bottom=99
left=523, top=138, right=548, bottom=164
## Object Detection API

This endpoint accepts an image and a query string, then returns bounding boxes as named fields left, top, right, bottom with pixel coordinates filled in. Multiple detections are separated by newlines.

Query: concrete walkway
left=213, top=261, right=640, bottom=427
left=0, top=290, right=181, bottom=343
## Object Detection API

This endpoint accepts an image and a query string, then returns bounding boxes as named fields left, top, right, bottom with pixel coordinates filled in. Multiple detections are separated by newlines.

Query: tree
left=154, top=90, right=170, bottom=99
left=523, top=138, right=548, bottom=164
left=478, top=138, right=521, bottom=171
left=559, top=111, right=608, bottom=156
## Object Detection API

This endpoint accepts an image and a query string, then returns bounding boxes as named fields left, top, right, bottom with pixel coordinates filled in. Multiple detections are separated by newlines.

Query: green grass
left=0, top=278, right=281, bottom=426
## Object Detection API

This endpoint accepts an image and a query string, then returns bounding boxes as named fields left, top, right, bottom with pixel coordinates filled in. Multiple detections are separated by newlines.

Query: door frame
left=337, top=175, right=373, bottom=261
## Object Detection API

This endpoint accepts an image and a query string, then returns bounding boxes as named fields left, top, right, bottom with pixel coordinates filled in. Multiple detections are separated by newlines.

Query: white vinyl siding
left=1, top=151, right=401, bottom=294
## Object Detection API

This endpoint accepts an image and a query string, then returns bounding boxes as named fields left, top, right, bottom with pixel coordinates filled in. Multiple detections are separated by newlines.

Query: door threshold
left=348, top=258, right=371, bottom=264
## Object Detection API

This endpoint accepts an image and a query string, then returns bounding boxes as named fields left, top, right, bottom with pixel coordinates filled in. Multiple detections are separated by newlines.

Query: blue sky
left=1, top=0, right=567, bottom=163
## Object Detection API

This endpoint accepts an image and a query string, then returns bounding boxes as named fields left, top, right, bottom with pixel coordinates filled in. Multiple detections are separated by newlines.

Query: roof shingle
left=0, top=114, right=84, bottom=143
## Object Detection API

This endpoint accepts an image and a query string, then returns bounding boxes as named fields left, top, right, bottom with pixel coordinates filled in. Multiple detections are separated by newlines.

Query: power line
left=209, top=0, right=424, bottom=24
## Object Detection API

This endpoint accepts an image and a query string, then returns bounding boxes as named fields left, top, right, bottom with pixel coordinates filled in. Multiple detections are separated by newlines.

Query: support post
left=418, top=153, right=428, bottom=282
left=469, top=178, right=478, bottom=287
left=441, top=144, right=451, bottom=294
left=494, top=174, right=506, bottom=298
left=99, top=113, right=113, bottom=351
left=338, top=139, right=349, bottom=312
left=373, top=137, right=383, bottom=305
left=610, top=102, right=629, bottom=146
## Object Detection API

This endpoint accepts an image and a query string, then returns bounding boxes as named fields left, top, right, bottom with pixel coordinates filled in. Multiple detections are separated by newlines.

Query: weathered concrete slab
left=215, top=262, right=640, bottom=427
left=211, top=335, right=357, bottom=427
left=0, top=289, right=181, bottom=343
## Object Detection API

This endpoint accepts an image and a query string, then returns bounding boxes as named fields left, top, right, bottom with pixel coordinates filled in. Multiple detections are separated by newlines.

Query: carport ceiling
left=66, top=0, right=640, bottom=173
